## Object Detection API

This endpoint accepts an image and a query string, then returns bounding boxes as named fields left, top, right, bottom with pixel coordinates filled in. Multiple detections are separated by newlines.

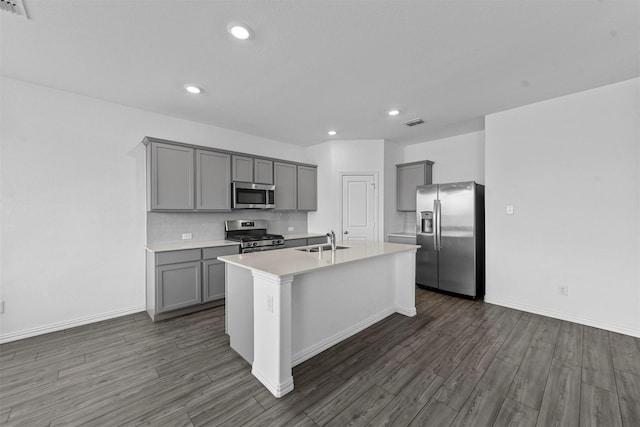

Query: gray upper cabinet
left=397, top=160, right=434, bottom=212
left=143, top=137, right=317, bottom=212
left=148, top=142, right=194, bottom=210
left=274, top=162, right=297, bottom=210
left=297, top=166, right=317, bottom=211
left=254, top=159, right=274, bottom=184
left=196, top=150, right=231, bottom=211
left=232, top=155, right=253, bottom=182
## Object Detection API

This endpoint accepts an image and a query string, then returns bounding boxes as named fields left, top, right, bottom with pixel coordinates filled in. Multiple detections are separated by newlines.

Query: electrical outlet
left=181, top=233, right=192, bottom=240
left=288, top=226, right=294, bottom=232
left=558, top=285, right=568, bottom=296
left=506, top=205, right=514, bottom=215
left=266, top=295, right=273, bottom=313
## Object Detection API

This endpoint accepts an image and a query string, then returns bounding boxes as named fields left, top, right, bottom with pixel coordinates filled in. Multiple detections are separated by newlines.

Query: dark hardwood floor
left=1, top=288, right=639, bottom=426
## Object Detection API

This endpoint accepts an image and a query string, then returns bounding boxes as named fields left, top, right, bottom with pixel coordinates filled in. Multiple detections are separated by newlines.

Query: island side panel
left=251, top=271, right=294, bottom=398
left=395, top=248, right=418, bottom=316
left=225, top=263, right=254, bottom=363
left=290, top=252, right=407, bottom=366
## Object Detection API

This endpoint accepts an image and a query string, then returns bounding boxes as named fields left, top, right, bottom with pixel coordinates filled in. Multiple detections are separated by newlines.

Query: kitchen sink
left=297, top=245, right=349, bottom=253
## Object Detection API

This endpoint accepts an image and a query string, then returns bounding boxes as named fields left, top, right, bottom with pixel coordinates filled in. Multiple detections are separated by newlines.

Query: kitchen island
left=218, top=241, right=419, bottom=397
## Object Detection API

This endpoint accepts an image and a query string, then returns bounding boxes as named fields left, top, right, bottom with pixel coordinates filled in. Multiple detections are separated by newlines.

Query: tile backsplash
left=147, top=211, right=308, bottom=244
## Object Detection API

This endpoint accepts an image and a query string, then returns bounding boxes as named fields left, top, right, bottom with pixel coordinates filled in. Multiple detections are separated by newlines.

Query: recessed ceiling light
left=227, top=22, right=253, bottom=40
left=388, top=109, right=400, bottom=116
left=328, top=130, right=337, bottom=136
left=184, top=85, right=202, bottom=94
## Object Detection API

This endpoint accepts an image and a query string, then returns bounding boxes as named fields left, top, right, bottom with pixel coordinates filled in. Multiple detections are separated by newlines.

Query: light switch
left=506, top=205, right=514, bottom=215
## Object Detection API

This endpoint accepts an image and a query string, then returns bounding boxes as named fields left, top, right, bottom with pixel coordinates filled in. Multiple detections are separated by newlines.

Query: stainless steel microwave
left=232, top=182, right=275, bottom=209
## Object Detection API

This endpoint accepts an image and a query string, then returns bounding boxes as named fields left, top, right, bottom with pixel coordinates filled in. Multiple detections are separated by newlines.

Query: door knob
left=344, top=231, right=349, bottom=234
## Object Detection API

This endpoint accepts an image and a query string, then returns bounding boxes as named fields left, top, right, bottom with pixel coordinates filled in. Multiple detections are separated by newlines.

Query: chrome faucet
left=326, top=230, right=336, bottom=251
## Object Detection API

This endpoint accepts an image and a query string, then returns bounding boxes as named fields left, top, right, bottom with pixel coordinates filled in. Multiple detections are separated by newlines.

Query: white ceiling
left=1, top=1, right=638, bottom=146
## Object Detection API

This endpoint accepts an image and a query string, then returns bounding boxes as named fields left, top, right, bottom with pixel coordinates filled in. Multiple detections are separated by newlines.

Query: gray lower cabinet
left=388, top=235, right=417, bottom=245
left=232, top=155, right=254, bottom=182
left=196, top=149, right=231, bottom=211
left=283, top=238, right=307, bottom=248
left=274, top=162, right=297, bottom=210
left=147, top=245, right=239, bottom=320
left=254, top=159, right=274, bottom=184
left=396, top=160, right=434, bottom=212
left=202, top=260, right=226, bottom=302
left=297, top=165, right=317, bottom=211
left=148, top=141, right=195, bottom=210
left=307, top=236, right=327, bottom=245
left=282, top=236, right=328, bottom=248
left=157, top=261, right=201, bottom=313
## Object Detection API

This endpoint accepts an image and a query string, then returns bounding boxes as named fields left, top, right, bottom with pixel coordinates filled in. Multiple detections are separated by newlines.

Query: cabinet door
left=232, top=155, right=254, bottom=182
left=274, top=162, right=297, bottom=210
left=196, top=150, right=231, bottom=211
left=297, top=166, right=317, bottom=211
left=254, top=159, right=274, bottom=184
left=203, top=259, right=226, bottom=302
left=150, top=142, right=194, bottom=210
left=397, top=161, right=433, bottom=212
left=156, top=261, right=201, bottom=313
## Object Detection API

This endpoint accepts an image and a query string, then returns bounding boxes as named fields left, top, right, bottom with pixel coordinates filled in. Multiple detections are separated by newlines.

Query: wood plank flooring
left=1, top=288, right=639, bottom=426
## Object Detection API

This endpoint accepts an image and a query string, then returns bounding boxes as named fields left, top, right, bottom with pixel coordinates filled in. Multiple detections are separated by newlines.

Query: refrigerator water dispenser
left=420, top=211, right=433, bottom=234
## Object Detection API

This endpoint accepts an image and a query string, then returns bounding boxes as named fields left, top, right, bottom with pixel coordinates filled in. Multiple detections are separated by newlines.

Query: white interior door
left=341, top=174, right=376, bottom=242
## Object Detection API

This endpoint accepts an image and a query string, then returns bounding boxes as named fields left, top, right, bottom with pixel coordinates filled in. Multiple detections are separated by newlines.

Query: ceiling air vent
left=403, top=118, right=425, bottom=127
left=0, top=0, right=29, bottom=18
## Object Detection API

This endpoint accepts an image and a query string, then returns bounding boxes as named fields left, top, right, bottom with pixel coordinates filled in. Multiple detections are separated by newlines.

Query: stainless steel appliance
left=225, top=219, right=285, bottom=253
left=231, top=182, right=275, bottom=209
left=416, top=181, right=484, bottom=298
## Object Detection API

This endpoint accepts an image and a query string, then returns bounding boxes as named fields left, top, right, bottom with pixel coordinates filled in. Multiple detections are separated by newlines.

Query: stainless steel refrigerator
left=416, top=181, right=484, bottom=298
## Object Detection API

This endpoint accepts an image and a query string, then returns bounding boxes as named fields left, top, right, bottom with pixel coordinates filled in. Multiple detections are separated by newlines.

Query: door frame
left=338, top=171, right=380, bottom=242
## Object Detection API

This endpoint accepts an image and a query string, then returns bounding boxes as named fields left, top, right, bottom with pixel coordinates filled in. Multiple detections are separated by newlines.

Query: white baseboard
left=291, top=306, right=396, bottom=367
left=251, top=367, right=294, bottom=398
left=0, top=304, right=147, bottom=344
left=396, top=305, right=417, bottom=317
left=484, top=296, right=640, bottom=338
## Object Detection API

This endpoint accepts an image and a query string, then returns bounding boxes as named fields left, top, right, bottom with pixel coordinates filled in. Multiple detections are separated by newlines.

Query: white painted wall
left=0, top=77, right=307, bottom=341
left=404, top=131, right=485, bottom=185
left=307, top=139, right=385, bottom=242
left=485, top=78, right=640, bottom=337
left=384, top=131, right=486, bottom=236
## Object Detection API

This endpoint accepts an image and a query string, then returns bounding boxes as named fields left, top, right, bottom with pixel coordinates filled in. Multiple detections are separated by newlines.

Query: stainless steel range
left=225, top=220, right=285, bottom=253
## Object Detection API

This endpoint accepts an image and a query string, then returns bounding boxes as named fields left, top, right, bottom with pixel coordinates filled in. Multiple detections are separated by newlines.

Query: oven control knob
left=251, top=242, right=257, bottom=247
left=276, top=239, right=283, bottom=245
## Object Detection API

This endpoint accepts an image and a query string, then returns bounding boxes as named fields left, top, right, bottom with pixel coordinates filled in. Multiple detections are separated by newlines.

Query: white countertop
left=145, top=239, right=240, bottom=253
left=218, top=241, right=420, bottom=278
left=281, top=233, right=326, bottom=240
left=387, top=232, right=417, bottom=238
left=145, top=233, right=327, bottom=252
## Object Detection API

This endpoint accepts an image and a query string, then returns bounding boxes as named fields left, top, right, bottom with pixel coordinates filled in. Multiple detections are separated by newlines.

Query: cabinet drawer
left=156, top=249, right=201, bottom=265
left=203, top=245, right=239, bottom=260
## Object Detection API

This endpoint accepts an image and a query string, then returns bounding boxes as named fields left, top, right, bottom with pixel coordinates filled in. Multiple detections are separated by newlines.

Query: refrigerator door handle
left=433, top=200, right=438, bottom=250
left=433, top=200, right=442, bottom=251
